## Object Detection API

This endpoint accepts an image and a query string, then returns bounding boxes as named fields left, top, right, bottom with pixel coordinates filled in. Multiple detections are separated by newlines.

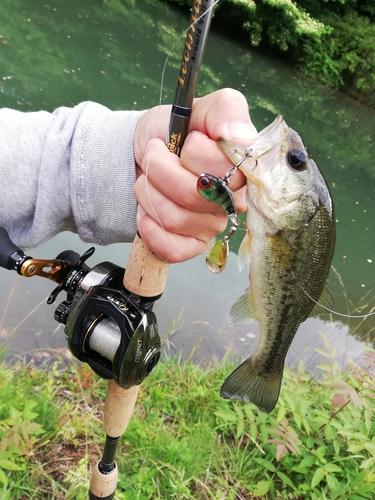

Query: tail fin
left=220, top=357, right=283, bottom=414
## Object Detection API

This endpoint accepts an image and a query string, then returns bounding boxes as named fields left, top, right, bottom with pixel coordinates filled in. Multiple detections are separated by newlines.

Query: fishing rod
left=0, top=0, right=214, bottom=497
left=90, top=2, right=215, bottom=497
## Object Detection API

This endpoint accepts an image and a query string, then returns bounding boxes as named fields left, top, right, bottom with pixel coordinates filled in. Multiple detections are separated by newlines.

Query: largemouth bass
left=218, top=115, right=336, bottom=414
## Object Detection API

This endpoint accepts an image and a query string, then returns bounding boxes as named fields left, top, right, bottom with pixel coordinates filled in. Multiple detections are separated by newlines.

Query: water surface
left=1, top=0, right=374, bottom=370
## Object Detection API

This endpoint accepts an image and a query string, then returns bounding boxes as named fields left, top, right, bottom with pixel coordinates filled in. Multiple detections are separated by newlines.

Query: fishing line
left=143, top=0, right=221, bottom=249
left=276, top=229, right=375, bottom=320
left=285, top=262, right=373, bottom=372
left=262, top=228, right=372, bottom=375
left=251, top=228, right=374, bottom=374
left=300, top=286, right=375, bottom=319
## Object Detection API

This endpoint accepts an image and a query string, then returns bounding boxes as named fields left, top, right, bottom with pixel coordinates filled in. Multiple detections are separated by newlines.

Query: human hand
left=133, top=88, right=258, bottom=263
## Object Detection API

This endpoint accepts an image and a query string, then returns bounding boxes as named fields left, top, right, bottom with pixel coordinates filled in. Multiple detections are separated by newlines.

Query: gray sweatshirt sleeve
left=0, top=102, right=143, bottom=249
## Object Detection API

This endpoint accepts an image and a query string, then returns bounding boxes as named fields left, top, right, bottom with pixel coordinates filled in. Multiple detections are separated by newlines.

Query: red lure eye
left=198, top=175, right=211, bottom=189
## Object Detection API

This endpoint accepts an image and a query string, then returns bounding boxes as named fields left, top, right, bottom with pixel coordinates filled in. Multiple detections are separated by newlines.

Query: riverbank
left=1, top=344, right=374, bottom=499
left=163, top=0, right=375, bottom=109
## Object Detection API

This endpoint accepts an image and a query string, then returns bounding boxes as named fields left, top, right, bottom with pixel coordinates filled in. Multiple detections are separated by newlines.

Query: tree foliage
left=301, top=11, right=375, bottom=106
left=167, top=0, right=375, bottom=108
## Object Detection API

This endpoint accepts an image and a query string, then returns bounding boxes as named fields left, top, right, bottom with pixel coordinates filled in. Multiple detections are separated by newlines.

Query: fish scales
left=252, top=205, right=334, bottom=371
left=217, top=115, right=336, bottom=413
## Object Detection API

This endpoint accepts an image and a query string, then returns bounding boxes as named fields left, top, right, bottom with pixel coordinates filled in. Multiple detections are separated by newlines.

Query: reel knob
left=0, top=226, right=28, bottom=271
left=54, top=300, right=72, bottom=324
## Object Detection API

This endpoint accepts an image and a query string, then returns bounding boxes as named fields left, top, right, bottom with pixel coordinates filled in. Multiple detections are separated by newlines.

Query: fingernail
left=228, top=122, right=258, bottom=141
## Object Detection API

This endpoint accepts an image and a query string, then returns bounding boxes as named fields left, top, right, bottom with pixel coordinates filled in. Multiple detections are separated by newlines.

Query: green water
left=1, top=0, right=374, bottom=368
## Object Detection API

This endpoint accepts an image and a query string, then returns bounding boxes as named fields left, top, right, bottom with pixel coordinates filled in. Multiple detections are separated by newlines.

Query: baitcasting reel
left=0, top=227, right=161, bottom=388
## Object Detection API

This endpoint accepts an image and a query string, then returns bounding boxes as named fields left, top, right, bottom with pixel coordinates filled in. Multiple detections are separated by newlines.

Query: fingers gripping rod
left=88, top=2, right=214, bottom=498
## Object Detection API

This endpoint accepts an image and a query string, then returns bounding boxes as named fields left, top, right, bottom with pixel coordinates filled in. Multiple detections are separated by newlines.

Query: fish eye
left=287, top=149, right=307, bottom=171
left=198, top=175, right=211, bottom=189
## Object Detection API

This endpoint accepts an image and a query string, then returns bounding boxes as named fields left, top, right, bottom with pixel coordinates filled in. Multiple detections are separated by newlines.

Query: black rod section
left=99, top=436, right=120, bottom=474
left=167, top=0, right=215, bottom=156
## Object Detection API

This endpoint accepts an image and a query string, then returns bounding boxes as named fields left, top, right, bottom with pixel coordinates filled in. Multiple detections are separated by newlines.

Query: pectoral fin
left=227, top=289, right=257, bottom=326
left=238, top=230, right=251, bottom=272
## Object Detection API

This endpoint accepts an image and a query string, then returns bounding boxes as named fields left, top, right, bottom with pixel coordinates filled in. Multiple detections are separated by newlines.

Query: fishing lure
left=197, top=173, right=237, bottom=273
left=197, top=149, right=250, bottom=273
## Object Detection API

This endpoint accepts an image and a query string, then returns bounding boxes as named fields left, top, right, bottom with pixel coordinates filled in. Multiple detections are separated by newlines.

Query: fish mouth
left=251, top=115, right=285, bottom=159
left=218, top=115, right=286, bottom=166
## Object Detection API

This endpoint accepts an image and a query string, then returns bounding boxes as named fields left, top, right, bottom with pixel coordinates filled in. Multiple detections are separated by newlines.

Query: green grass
left=0, top=337, right=374, bottom=500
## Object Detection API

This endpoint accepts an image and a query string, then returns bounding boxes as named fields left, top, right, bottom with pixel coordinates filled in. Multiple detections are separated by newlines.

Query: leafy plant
left=214, top=336, right=375, bottom=499
left=0, top=339, right=373, bottom=499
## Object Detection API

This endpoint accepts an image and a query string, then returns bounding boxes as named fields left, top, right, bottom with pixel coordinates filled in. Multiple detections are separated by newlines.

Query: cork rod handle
left=123, top=234, right=169, bottom=297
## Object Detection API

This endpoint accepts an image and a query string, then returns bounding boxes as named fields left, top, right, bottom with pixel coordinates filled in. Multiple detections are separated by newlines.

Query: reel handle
left=0, top=226, right=26, bottom=270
